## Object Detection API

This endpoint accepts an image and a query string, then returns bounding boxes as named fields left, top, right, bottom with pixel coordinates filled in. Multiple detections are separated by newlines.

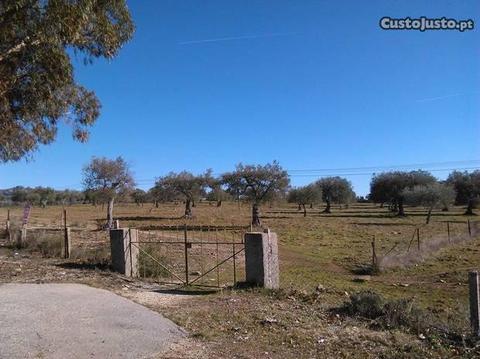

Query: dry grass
left=1, top=201, right=479, bottom=357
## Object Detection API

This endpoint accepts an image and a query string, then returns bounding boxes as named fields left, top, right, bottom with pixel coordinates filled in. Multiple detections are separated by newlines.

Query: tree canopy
left=0, top=0, right=134, bottom=162
left=82, top=156, right=134, bottom=227
left=446, top=170, right=480, bottom=215
left=287, top=184, right=322, bottom=216
left=315, top=177, right=355, bottom=213
left=369, top=170, right=436, bottom=216
left=403, top=183, right=455, bottom=223
left=154, top=171, right=210, bottom=217
left=222, top=161, right=290, bottom=226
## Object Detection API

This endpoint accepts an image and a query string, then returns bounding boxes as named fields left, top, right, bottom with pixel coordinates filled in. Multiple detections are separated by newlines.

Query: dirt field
left=1, top=201, right=479, bottom=358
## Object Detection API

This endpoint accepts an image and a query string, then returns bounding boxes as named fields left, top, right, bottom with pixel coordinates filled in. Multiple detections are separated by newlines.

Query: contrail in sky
left=415, top=93, right=464, bottom=103
left=178, top=32, right=298, bottom=45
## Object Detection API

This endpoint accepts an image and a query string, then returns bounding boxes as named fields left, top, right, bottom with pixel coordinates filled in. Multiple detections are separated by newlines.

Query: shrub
left=342, top=291, right=385, bottom=319
left=340, top=291, right=432, bottom=334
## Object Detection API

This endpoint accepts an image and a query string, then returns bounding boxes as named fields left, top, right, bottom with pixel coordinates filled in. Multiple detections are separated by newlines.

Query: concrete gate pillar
left=244, top=230, right=279, bottom=289
left=109, top=228, right=139, bottom=277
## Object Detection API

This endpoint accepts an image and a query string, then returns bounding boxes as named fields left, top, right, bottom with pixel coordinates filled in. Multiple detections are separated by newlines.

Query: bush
left=341, top=291, right=432, bottom=334
left=342, top=291, right=385, bottom=319
left=25, top=231, right=62, bottom=257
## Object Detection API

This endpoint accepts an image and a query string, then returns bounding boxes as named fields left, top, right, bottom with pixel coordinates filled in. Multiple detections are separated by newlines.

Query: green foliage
left=288, top=184, right=322, bottom=206
left=0, top=0, right=134, bottom=162
left=154, top=170, right=211, bottom=216
left=222, top=161, right=290, bottom=204
left=446, top=171, right=480, bottom=206
left=403, top=183, right=455, bottom=210
left=369, top=171, right=436, bottom=215
left=314, top=176, right=355, bottom=212
left=82, top=156, right=135, bottom=197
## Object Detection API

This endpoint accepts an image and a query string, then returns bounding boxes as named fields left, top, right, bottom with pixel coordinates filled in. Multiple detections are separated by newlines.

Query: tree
left=82, top=156, right=134, bottom=228
left=154, top=171, right=210, bottom=218
left=0, top=0, right=134, bottom=162
left=369, top=170, right=436, bottom=216
left=446, top=170, right=480, bottom=215
left=222, top=161, right=290, bottom=226
left=287, top=184, right=322, bottom=217
left=131, top=188, right=147, bottom=206
left=315, top=177, right=355, bottom=213
left=403, top=183, right=455, bottom=224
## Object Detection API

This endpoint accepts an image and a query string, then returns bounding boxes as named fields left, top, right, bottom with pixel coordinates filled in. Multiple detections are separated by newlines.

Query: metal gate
left=130, top=225, right=248, bottom=288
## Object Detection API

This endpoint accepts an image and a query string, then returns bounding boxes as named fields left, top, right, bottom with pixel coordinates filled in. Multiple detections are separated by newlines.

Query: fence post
left=371, top=236, right=377, bottom=271
left=5, top=209, right=10, bottom=240
left=416, top=228, right=420, bottom=251
left=468, top=220, right=472, bottom=238
left=63, top=227, right=71, bottom=259
left=447, top=221, right=451, bottom=243
left=63, top=209, right=71, bottom=259
left=19, top=227, right=27, bottom=248
left=244, top=229, right=279, bottom=289
left=109, top=228, right=139, bottom=277
left=469, top=271, right=480, bottom=337
left=184, top=224, right=189, bottom=286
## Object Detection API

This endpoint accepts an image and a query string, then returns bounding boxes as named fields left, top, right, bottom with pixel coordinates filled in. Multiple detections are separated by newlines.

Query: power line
left=287, top=160, right=480, bottom=173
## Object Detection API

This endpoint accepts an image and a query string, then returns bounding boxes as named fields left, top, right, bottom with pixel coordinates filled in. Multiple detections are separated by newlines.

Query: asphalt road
left=0, top=283, right=185, bottom=358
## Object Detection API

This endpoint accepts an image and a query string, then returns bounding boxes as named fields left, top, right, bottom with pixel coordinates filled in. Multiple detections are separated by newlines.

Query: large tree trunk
left=107, top=197, right=115, bottom=229
left=185, top=198, right=193, bottom=218
left=465, top=198, right=476, bottom=215
left=426, top=207, right=433, bottom=224
left=397, top=198, right=406, bottom=216
left=252, top=203, right=261, bottom=227
left=322, top=199, right=331, bottom=213
left=302, top=204, right=307, bottom=217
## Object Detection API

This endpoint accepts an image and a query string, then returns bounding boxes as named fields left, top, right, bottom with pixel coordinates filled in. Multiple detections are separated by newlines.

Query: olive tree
left=287, top=185, right=322, bottom=217
left=222, top=161, right=290, bottom=226
left=82, top=156, right=134, bottom=228
left=0, top=0, right=134, bottom=162
left=315, top=177, right=355, bottom=213
left=403, top=183, right=455, bottom=224
left=446, top=170, right=480, bottom=215
left=154, top=171, right=210, bottom=217
left=369, top=170, right=436, bottom=216
left=131, top=188, right=147, bottom=206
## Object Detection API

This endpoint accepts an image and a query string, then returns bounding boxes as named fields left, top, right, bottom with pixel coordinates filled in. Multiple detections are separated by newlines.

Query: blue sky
left=1, top=0, right=479, bottom=195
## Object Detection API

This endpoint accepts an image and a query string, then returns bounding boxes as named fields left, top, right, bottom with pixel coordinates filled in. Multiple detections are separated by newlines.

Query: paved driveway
left=0, top=283, right=184, bottom=358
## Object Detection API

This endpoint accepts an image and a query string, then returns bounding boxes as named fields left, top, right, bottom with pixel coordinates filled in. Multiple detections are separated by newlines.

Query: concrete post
left=244, top=230, right=279, bottom=289
left=109, top=228, right=139, bottom=277
left=469, top=271, right=480, bottom=337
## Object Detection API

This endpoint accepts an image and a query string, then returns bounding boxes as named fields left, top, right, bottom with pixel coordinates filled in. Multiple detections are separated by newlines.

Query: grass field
left=1, top=201, right=479, bottom=357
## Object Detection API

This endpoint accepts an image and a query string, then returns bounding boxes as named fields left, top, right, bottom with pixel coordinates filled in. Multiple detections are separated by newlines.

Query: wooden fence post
left=371, top=236, right=377, bottom=271
left=184, top=224, right=189, bottom=286
left=416, top=228, right=420, bottom=251
left=5, top=209, right=10, bottom=240
left=469, top=271, right=480, bottom=337
left=19, top=227, right=27, bottom=247
left=468, top=220, right=472, bottom=238
left=64, top=227, right=71, bottom=259
left=63, top=209, right=71, bottom=258
left=447, top=221, right=451, bottom=243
